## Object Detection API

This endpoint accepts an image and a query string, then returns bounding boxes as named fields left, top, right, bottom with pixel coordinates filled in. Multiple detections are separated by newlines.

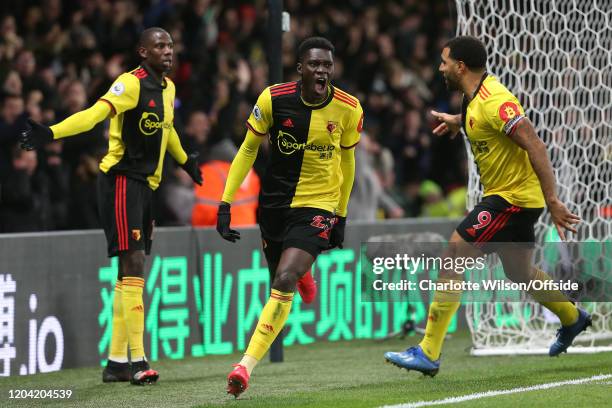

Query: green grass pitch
left=1, top=331, right=610, bottom=407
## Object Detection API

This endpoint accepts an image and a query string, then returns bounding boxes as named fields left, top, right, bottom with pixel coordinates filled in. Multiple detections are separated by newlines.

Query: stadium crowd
left=0, top=0, right=467, bottom=232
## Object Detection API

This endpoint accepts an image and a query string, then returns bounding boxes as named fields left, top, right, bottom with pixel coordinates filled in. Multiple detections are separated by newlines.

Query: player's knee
left=272, top=267, right=299, bottom=293
left=499, top=251, right=534, bottom=284
left=267, top=262, right=279, bottom=282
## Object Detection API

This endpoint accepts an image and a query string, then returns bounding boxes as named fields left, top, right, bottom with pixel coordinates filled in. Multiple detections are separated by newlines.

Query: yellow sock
left=109, top=280, right=128, bottom=362
left=122, top=277, right=146, bottom=361
left=243, top=289, right=293, bottom=371
left=529, top=268, right=579, bottom=326
left=419, top=278, right=461, bottom=361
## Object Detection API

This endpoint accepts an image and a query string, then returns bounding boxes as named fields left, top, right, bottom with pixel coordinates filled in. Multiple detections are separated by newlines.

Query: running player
left=384, top=36, right=587, bottom=376
left=216, top=37, right=363, bottom=397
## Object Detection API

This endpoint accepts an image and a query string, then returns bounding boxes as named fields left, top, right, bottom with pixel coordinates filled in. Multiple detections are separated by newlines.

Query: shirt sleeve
left=245, top=87, right=273, bottom=136
left=340, top=101, right=363, bottom=149
left=167, top=127, right=188, bottom=165
left=221, top=129, right=264, bottom=204
left=484, top=92, right=526, bottom=136
left=99, top=72, right=140, bottom=116
left=50, top=101, right=111, bottom=139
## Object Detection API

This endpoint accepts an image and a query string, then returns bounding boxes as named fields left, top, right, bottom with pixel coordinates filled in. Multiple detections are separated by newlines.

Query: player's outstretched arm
left=508, top=118, right=581, bottom=240
left=20, top=101, right=111, bottom=150
left=216, top=129, right=264, bottom=242
left=431, top=110, right=462, bottom=138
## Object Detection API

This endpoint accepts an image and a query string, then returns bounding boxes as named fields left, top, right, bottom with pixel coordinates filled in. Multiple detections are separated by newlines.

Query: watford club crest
left=132, top=229, right=142, bottom=241
left=327, top=121, right=338, bottom=133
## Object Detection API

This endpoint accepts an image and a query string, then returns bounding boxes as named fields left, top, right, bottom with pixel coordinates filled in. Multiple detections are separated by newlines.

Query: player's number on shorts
left=472, top=211, right=492, bottom=230
left=310, top=215, right=328, bottom=230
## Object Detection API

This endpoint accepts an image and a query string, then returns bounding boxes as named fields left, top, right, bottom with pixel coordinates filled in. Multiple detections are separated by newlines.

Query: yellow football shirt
left=463, top=75, right=545, bottom=208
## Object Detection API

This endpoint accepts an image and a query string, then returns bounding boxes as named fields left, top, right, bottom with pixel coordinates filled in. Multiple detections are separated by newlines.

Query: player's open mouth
left=314, top=78, right=327, bottom=94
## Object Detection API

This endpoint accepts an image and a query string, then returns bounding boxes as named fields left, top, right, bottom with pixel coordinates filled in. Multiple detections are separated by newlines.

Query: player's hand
left=216, top=202, right=240, bottom=242
left=181, top=152, right=203, bottom=185
left=547, top=198, right=580, bottom=241
left=20, top=119, right=53, bottom=150
left=328, top=216, right=346, bottom=249
left=431, top=110, right=462, bottom=139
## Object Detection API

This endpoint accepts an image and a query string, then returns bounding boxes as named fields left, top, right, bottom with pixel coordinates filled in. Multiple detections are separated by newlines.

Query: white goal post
left=454, top=0, right=612, bottom=355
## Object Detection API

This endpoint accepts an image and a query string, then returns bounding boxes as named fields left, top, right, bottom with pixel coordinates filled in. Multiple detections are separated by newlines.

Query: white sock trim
left=108, top=356, right=128, bottom=363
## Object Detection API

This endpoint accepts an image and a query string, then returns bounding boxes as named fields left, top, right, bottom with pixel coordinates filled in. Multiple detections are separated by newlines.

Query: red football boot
left=227, top=364, right=250, bottom=398
left=130, top=360, right=159, bottom=385
left=297, top=269, right=317, bottom=304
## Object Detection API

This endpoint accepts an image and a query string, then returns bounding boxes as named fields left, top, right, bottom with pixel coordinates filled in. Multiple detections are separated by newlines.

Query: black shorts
left=97, top=172, right=154, bottom=257
left=259, top=207, right=335, bottom=263
left=456, top=195, right=543, bottom=253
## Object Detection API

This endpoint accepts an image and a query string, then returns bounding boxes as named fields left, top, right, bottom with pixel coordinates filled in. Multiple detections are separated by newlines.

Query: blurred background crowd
left=0, top=0, right=468, bottom=233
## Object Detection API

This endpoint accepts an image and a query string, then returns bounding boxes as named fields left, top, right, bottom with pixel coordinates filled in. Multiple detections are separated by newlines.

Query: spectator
left=182, top=110, right=211, bottom=159
left=0, top=15, right=23, bottom=63
left=14, top=49, right=46, bottom=97
left=56, top=80, right=106, bottom=229
left=192, top=139, right=259, bottom=227
left=39, top=140, right=70, bottom=229
left=0, top=146, right=49, bottom=232
left=0, top=93, right=27, bottom=180
left=419, top=179, right=450, bottom=218
left=348, top=133, right=404, bottom=221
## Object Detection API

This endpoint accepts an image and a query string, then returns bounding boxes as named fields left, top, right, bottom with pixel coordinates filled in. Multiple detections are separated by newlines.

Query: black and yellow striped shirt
left=98, top=65, right=183, bottom=190
left=247, top=81, right=363, bottom=213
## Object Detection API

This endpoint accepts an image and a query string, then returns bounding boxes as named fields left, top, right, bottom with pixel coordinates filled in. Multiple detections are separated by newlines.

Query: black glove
left=20, top=119, right=53, bottom=151
left=216, top=202, right=241, bottom=242
left=328, top=216, right=346, bottom=249
left=181, top=152, right=203, bottom=185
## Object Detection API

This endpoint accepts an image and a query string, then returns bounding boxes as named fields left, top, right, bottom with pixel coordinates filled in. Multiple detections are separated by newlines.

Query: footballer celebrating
left=384, top=36, right=587, bottom=376
left=20, top=27, right=202, bottom=385
left=217, top=37, right=363, bottom=397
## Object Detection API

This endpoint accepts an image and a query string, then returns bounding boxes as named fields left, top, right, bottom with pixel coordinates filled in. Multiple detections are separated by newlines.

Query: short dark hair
left=139, top=27, right=170, bottom=48
left=444, top=36, right=487, bottom=71
left=297, top=37, right=335, bottom=61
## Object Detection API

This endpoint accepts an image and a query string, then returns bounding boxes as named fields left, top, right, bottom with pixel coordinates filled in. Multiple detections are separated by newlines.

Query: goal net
left=455, top=0, right=612, bottom=355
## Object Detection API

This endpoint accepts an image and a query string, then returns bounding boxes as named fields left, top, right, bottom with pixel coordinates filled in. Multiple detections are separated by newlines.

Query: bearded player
left=384, top=36, right=588, bottom=376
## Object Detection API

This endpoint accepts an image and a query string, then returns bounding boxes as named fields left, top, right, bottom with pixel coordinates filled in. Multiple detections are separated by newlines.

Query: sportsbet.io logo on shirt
left=276, top=130, right=334, bottom=157
left=139, top=112, right=171, bottom=135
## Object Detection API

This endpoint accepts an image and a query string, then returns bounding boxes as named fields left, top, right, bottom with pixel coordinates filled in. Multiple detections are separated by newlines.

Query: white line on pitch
left=380, top=373, right=612, bottom=408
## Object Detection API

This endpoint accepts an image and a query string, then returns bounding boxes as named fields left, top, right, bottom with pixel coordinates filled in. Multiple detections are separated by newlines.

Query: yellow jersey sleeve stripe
left=98, top=98, right=116, bottom=115
left=341, top=140, right=360, bottom=149
left=246, top=121, right=267, bottom=136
